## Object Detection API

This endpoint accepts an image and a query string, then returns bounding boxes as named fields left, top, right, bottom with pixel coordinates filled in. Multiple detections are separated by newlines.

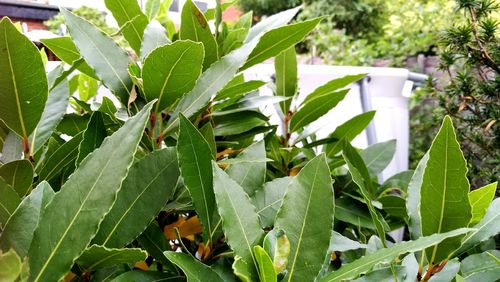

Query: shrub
left=0, top=1, right=498, bottom=281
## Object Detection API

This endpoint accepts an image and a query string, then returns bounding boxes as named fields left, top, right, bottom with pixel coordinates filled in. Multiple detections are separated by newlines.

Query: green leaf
left=93, top=148, right=180, bottom=247
left=360, top=139, right=397, bottom=176
left=104, top=0, right=149, bottom=55
left=274, top=154, right=334, bottom=282
left=177, top=115, right=216, bottom=243
left=27, top=102, right=153, bottom=282
left=329, top=231, right=367, bottom=252
left=460, top=250, right=500, bottom=281
left=275, top=47, right=297, bottom=114
left=76, top=112, right=107, bottom=166
left=212, top=163, right=264, bottom=281
left=241, top=17, right=322, bottom=70
left=216, top=80, right=266, bottom=101
left=200, top=123, right=216, bottom=158
left=164, top=251, right=224, bottom=282
left=143, top=40, right=204, bottom=112
left=406, top=153, right=428, bottom=239
left=221, top=28, right=247, bottom=56
left=164, top=7, right=301, bottom=135
left=263, top=229, right=291, bottom=275
left=0, top=160, right=33, bottom=197
left=40, top=37, right=97, bottom=79
left=351, top=266, right=406, bottom=282
left=302, top=74, right=366, bottom=105
left=140, top=20, right=170, bottom=60
left=289, top=89, right=349, bottom=132
left=61, top=8, right=132, bottom=104
left=402, top=253, right=419, bottom=282
left=319, top=228, right=472, bottom=281
left=76, top=245, right=147, bottom=270
left=0, top=17, right=48, bottom=139
left=343, top=142, right=388, bottom=246
left=252, top=177, right=292, bottom=228
left=0, top=131, right=22, bottom=163
left=180, top=0, right=219, bottom=70
left=28, top=80, right=70, bottom=155
left=420, top=116, right=471, bottom=263
left=77, top=73, right=98, bottom=102
left=379, top=195, right=407, bottom=219
left=0, top=249, right=22, bottom=282
left=254, top=246, right=277, bottom=282
left=379, top=170, right=414, bottom=194
left=145, top=0, right=161, bottom=20
left=137, top=222, right=172, bottom=266
left=469, top=182, right=497, bottom=225
left=212, top=96, right=288, bottom=116
left=226, top=140, right=266, bottom=196
left=110, top=270, right=177, bottom=281
left=0, top=181, right=54, bottom=258
left=324, top=111, right=376, bottom=157
left=453, top=198, right=500, bottom=256
left=56, top=113, right=89, bottom=136
left=0, top=178, right=21, bottom=228
left=37, top=132, right=83, bottom=182
left=213, top=111, right=267, bottom=136
left=428, top=259, right=460, bottom=282
left=335, top=197, right=375, bottom=229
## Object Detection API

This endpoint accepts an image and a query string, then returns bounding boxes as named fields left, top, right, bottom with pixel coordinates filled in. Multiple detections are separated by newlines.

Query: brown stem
left=468, top=8, right=500, bottom=74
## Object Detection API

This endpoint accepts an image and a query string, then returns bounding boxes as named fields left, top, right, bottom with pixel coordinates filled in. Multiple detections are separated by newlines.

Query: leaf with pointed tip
left=212, top=163, right=264, bottom=281
left=177, top=115, right=216, bottom=243
left=164, top=7, right=301, bottom=135
left=469, top=182, right=497, bottom=225
left=319, top=228, right=472, bottom=282
left=252, top=177, right=292, bottom=228
left=180, top=0, right=218, bottom=70
left=254, top=246, right=277, bottom=282
left=143, top=40, right=204, bottom=112
left=0, top=178, right=21, bottom=229
left=61, top=8, right=132, bottom=104
left=324, top=111, right=376, bottom=156
left=290, top=89, right=349, bottom=132
left=76, top=245, right=147, bottom=270
left=28, top=80, right=70, bottom=155
left=27, top=102, right=153, bottom=282
left=241, top=18, right=322, bottom=70
left=360, top=139, right=396, bottom=176
left=40, top=37, right=97, bottom=79
left=165, top=251, right=224, bottom=282
left=303, top=74, right=365, bottom=105
left=140, top=20, right=170, bottom=60
left=0, top=17, right=48, bottom=139
left=37, top=132, right=83, bottom=182
left=0, top=182, right=54, bottom=257
left=275, top=47, right=297, bottom=114
left=274, top=154, right=334, bottom=282
left=93, top=148, right=180, bottom=247
left=104, top=0, right=149, bottom=55
left=420, top=116, right=471, bottom=263
left=213, top=111, right=268, bottom=136
left=0, top=159, right=33, bottom=197
left=226, top=140, right=266, bottom=196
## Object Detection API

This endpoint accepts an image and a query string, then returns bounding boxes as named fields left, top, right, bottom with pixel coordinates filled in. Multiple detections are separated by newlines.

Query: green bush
left=0, top=1, right=498, bottom=281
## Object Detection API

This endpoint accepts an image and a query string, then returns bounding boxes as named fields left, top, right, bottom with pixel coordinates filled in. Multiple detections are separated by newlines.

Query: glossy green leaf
left=335, top=197, right=376, bottom=229
left=241, top=17, right=322, bottom=70
left=252, top=177, right=291, bottom=228
left=460, top=250, right=500, bottom=281
left=104, top=0, right=149, bottom=55
left=216, top=80, right=266, bottom=102
left=164, top=7, right=301, bottom=135
left=379, top=170, right=414, bottom=194
left=28, top=80, right=69, bottom=155
left=40, top=37, right=96, bottom=79
left=324, top=111, right=376, bottom=157
left=110, top=270, right=177, bottom=281
left=213, top=111, right=267, bottom=136
left=274, top=154, right=334, bottom=282
left=76, top=112, right=107, bottom=166
left=177, top=115, right=216, bottom=243
left=360, top=139, right=397, bottom=176
left=0, top=131, right=22, bottom=164
left=56, top=113, right=89, bottom=136
left=343, top=142, right=388, bottom=246
left=254, top=246, right=277, bottom=282
left=319, top=228, right=472, bottom=281
left=226, top=140, right=266, bottom=196
left=402, top=253, right=419, bottom=282
left=212, top=163, right=264, bottom=281
left=76, top=245, right=147, bottom=270
left=290, top=89, right=349, bottom=132
left=420, top=116, right=471, bottom=263
left=0, top=17, right=48, bottom=139
left=93, top=148, right=180, bottom=247
left=302, top=74, right=365, bottom=105
left=140, top=20, right=170, bottom=60
left=379, top=195, right=407, bottom=219
left=77, top=73, right=98, bottom=102
left=0, top=249, right=22, bottom=282
left=62, top=8, right=132, bottom=104
left=352, top=266, right=406, bottom=282
left=407, top=152, right=428, bottom=239
left=0, top=178, right=21, bottom=228
left=212, top=96, right=288, bottom=116
left=469, top=182, right=497, bottom=225
left=137, top=222, right=172, bottom=266
left=180, top=0, right=218, bottom=70
left=329, top=231, right=367, bottom=252
left=275, top=47, right=297, bottom=113
left=200, top=122, right=216, bottom=158
left=165, top=251, right=224, bottom=282
left=0, top=181, right=53, bottom=258
left=27, top=102, right=153, bottom=282
left=143, top=40, right=204, bottom=112
left=221, top=28, right=247, bottom=55
left=0, top=159, right=33, bottom=197
left=37, top=132, right=83, bottom=182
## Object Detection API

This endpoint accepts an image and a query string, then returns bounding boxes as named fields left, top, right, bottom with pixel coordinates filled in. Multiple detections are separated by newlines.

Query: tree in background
left=44, top=6, right=116, bottom=35
left=239, top=0, right=301, bottom=18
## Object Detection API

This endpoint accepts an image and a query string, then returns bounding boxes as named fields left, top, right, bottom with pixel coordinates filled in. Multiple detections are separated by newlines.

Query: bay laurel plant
left=0, top=1, right=498, bottom=281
